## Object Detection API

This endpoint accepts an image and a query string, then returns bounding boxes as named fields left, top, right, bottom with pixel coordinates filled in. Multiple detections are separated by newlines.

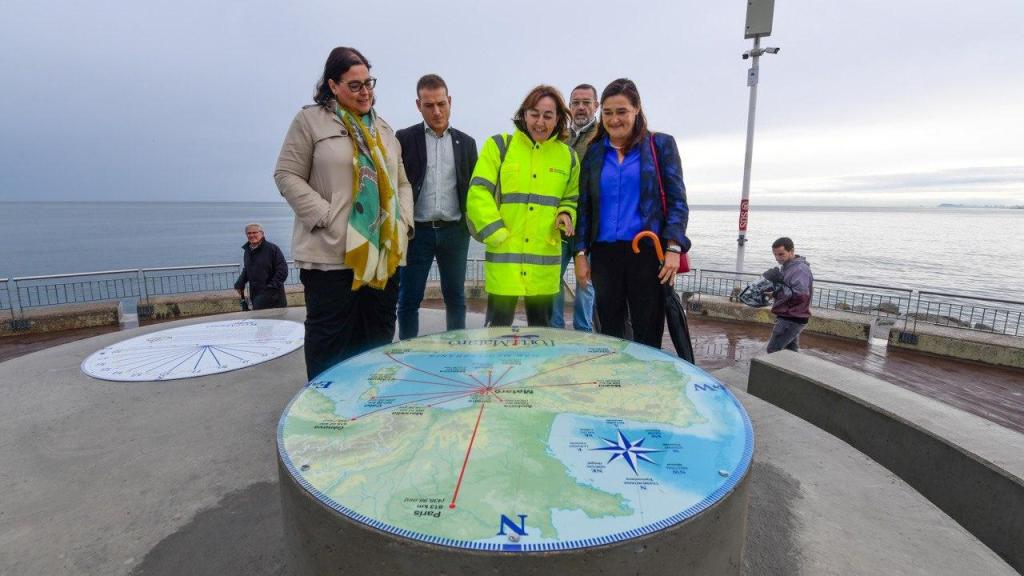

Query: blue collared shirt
left=596, top=139, right=643, bottom=243
left=415, top=122, right=461, bottom=222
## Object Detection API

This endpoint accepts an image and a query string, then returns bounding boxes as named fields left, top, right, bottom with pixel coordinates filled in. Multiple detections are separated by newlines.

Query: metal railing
left=1, top=278, right=12, bottom=318
left=11, top=269, right=143, bottom=312
left=4, top=262, right=310, bottom=317
left=910, top=291, right=1024, bottom=337
left=142, top=264, right=241, bottom=299
left=450, top=261, right=716, bottom=298
left=689, top=269, right=761, bottom=302
left=430, top=258, right=487, bottom=288
left=689, top=268, right=915, bottom=319
left=4, top=261, right=1022, bottom=338
left=811, top=279, right=913, bottom=319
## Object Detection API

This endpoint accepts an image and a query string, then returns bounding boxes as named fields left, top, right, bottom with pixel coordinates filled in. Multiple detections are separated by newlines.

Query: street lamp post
left=735, top=0, right=780, bottom=275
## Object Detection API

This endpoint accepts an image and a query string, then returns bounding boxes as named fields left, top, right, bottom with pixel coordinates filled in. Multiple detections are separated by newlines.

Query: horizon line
left=3, top=200, right=1018, bottom=209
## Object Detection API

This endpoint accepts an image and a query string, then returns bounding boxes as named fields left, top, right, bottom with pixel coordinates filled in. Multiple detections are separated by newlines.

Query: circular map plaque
left=278, top=327, right=752, bottom=553
left=82, top=319, right=304, bottom=381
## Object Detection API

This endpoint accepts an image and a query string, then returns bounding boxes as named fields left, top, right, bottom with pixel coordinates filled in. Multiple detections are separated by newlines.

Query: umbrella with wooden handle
left=631, top=231, right=695, bottom=363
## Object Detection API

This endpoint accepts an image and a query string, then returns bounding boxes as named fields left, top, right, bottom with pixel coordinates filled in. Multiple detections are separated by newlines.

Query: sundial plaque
left=82, top=319, right=304, bottom=381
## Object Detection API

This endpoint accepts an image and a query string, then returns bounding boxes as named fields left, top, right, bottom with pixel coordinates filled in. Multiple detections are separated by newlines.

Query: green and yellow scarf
left=336, top=106, right=401, bottom=290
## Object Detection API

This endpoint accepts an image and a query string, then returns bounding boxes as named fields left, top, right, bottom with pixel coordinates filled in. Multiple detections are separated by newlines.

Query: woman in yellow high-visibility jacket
left=466, top=85, right=579, bottom=327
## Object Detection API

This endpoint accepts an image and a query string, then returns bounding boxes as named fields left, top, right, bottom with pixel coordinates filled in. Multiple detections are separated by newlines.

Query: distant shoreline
left=938, top=203, right=1023, bottom=209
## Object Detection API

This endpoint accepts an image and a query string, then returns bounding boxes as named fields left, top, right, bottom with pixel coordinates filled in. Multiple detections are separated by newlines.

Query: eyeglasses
left=570, top=99, right=594, bottom=107
left=345, top=77, right=377, bottom=93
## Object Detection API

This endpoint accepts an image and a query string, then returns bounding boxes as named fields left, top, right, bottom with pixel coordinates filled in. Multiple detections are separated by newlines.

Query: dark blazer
left=575, top=131, right=690, bottom=253
left=396, top=123, right=478, bottom=219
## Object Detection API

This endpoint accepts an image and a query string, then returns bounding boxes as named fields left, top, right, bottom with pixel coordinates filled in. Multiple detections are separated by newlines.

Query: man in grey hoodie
left=764, top=237, right=813, bottom=353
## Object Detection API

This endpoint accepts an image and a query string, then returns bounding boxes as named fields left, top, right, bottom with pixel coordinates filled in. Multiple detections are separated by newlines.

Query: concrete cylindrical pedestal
left=279, top=457, right=750, bottom=575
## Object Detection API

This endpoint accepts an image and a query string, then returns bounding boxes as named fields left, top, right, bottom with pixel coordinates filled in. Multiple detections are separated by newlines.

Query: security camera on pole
left=735, top=0, right=780, bottom=276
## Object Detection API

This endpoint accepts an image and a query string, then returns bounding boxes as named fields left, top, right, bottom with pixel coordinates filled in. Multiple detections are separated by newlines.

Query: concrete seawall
left=3, top=286, right=1023, bottom=370
left=690, top=294, right=873, bottom=341
left=888, top=322, right=1024, bottom=370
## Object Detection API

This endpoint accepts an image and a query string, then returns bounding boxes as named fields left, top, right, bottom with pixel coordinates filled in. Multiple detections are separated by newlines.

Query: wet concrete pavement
left=2, top=300, right=1021, bottom=433
left=551, top=301, right=1024, bottom=434
left=1, top=308, right=1017, bottom=576
left=0, top=324, right=119, bottom=363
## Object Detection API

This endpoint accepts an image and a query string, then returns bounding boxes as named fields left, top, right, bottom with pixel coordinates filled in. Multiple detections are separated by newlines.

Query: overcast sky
left=1, top=0, right=1022, bottom=206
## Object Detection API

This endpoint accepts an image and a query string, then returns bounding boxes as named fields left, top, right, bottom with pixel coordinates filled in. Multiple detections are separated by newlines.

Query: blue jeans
left=767, top=317, right=806, bottom=353
left=551, top=240, right=594, bottom=331
left=397, top=222, right=470, bottom=339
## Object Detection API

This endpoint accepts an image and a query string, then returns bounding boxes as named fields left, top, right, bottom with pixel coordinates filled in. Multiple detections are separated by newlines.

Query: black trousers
left=251, top=289, right=288, bottom=310
left=486, top=294, right=555, bottom=327
left=300, top=269, right=398, bottom=381
left=590, top=241, right=665, bottom=348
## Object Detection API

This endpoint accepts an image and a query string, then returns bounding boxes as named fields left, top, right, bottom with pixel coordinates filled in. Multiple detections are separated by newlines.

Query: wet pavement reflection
left=550, top=304, right=1024, bottom=435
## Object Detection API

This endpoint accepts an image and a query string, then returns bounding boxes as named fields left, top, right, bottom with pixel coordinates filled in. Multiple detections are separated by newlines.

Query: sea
left=1, top=202, right=1021, bottom=302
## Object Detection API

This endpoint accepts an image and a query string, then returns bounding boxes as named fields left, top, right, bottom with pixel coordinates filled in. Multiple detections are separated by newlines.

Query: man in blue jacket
left=395, top=75, right=478, bottom=339
left=765, top=237, right=813, bottom=353
left=235, top=223, right=289, bottom=310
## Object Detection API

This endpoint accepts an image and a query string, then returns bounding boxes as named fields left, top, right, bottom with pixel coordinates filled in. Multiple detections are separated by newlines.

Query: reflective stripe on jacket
left=466, top=129, right=579, bottom=296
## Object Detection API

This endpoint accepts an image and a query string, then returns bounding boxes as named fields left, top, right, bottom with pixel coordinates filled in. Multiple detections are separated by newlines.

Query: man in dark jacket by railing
left=235, top=223, right=288, bottom=310
left=765, top=237, right=813, bottom=353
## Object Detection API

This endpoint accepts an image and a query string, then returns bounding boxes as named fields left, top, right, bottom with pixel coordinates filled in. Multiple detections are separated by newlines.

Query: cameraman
left=764, top=237, right=813, bottom=353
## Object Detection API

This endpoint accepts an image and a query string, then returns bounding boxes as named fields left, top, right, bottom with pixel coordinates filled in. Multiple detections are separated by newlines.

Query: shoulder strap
left=649, top=133, right=667, bottom=213
left=489, top=134, right=512, bottom=205
left=492, top=133, right=510, bottom=163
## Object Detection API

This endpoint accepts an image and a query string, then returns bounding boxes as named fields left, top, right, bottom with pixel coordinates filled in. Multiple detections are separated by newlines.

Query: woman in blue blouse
left=573, top=78, right=690, bottom=348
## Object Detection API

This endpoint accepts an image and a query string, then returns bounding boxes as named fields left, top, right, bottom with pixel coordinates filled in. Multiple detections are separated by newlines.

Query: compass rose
left=592, top=430, right=663, bottom=475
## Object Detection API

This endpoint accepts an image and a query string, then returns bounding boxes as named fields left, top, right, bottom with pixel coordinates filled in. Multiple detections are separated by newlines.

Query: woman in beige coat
left=275, top=46, right=414, bottom=380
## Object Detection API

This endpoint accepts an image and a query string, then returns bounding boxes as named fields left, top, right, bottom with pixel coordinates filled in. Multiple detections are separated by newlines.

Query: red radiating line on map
left=502, top=381, right=599, bottom=390
left=467, top=373, right=486, bottom=386
left=495, top=352, right=615, bottom=390
left=385, top=353, right=477, bottom=387
left=390, top=377, right=477, bottom=389
left=449, top=402, right=486, bottom=509
left=490, top=365, right=514, bottom=387
left=352, top=387, right=483, bottom=420
left=425, top=390, right=480, bottom=408
left=371, top=390, right=472, bottom=400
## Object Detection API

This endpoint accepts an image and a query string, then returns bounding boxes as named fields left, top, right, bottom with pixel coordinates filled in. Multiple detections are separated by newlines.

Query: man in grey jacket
left=765, top=237, right=813, bottom=353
